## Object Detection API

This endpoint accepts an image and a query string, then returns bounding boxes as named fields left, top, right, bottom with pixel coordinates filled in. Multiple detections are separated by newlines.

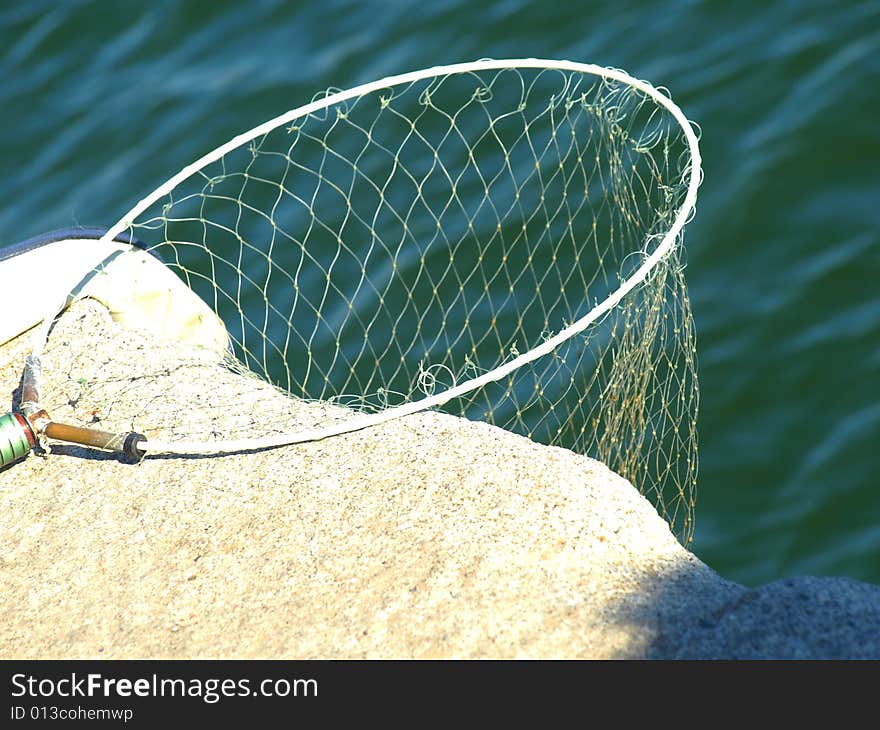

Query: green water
left=1, top=0, right=878, bottom=587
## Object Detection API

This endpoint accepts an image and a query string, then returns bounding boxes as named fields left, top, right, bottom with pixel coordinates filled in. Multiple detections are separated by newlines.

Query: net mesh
left=42, top=63, right=700, bottom=542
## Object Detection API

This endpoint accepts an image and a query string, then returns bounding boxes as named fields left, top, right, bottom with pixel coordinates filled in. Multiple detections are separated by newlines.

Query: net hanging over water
left=22, top=60, right=702, bottom=542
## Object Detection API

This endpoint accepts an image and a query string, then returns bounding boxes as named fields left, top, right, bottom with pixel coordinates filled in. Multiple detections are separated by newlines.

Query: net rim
left=38, top=58, right=702, bottom=455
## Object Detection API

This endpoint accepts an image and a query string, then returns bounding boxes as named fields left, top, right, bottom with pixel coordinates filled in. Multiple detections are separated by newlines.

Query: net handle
left=33, top=58, right=702, bottom=455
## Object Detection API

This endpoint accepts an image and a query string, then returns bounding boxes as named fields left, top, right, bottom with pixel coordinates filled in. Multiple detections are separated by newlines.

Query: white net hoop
left=32, top=59, right=701, bottom=541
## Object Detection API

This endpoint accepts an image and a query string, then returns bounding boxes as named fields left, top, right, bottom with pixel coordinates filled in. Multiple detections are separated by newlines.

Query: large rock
left=0, top=301, right=877, bottom=658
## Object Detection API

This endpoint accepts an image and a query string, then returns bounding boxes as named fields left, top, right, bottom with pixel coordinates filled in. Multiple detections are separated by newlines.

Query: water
left=1, top=0, right=878, bottom=587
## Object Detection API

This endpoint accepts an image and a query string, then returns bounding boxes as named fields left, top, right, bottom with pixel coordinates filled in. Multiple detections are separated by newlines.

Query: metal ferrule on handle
left=0, top=412, right=36, bottom=467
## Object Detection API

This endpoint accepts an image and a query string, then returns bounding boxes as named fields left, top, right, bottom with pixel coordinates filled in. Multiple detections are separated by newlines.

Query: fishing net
left=29, top=60, right=701, bottom=542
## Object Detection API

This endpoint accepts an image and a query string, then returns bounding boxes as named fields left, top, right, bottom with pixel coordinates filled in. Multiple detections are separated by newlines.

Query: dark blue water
left=1, top=0, right=878, bottom=586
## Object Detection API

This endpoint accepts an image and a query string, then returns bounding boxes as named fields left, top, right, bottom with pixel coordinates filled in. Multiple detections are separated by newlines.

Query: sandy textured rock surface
left=1, top=300, right=877, bottom=659
left=674, top=576, right=880, bottom=659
